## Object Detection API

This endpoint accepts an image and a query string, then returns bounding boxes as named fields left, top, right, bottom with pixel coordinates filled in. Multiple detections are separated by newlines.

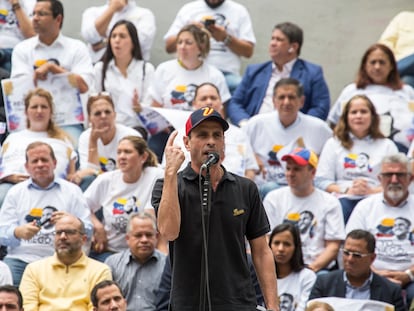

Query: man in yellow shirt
left=379, top=11, right=414, bottom=88
left=19, top=214, right=112, bottom=311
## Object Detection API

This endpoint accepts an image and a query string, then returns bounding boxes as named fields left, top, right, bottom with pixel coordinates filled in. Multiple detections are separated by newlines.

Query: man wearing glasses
left=309, top=229, right=405, bottom=310
left=19, top=214, right=112, bottom=311
left=346, top=153, right=414, bottom=307
left=10, top=0, right=94, bottom=144
left=0, top=142, right=92, bottom=287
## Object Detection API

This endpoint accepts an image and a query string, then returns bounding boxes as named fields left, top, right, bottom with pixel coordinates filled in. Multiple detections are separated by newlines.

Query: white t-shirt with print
left=278, top=268, right=316, bottom=311
left=149, top=59, right=230, bottom=110
left=244, top=111, right=332, bottom=186
left=84, top=167, right=164, bottom=252
left=78, top=124, right=141, bottom=171
left=264, top=187, right=345, bottom=265
left=328, top=83, right=414, bottom=148
left=346, top=194, right=414, bottom=271
left=316, top=136, right=398, bottom=193
left=164, top=0, right=256, bottom=74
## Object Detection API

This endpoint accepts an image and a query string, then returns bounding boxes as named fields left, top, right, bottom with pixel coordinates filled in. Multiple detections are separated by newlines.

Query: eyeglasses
left=54, top=229, right=84, bottom=236
left=89, top=91, right=112, bottom=99
left=380, top=172, right=410, bottom=179
left=342, top=248, right=371, bottom=259
left=32, top=11, right=52, bottom=17
left=93, top=109, right=113, bottom=117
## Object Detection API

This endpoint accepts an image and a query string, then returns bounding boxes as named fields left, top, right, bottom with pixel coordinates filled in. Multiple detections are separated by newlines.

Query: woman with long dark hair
left=93, top=20, right=154, bottom=128
left=269, top=223, right=316, bottom=311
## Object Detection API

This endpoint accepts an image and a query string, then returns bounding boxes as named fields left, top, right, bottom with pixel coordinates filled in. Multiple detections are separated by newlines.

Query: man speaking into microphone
left=152, top=107, right=279, bottom=311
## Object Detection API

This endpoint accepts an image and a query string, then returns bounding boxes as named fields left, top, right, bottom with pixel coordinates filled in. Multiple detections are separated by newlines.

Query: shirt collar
left=182, top=163, right=236, bottom=183
left=348, top=132, right=373, bottom=142
left=28, top=177, right=61, bottom=190
left=34, top=32, right=64, bottom=48
left=126, top=248, right=161, bottom=265
left=343, top=270, right=373, bottom=288
left=51, top=252, right=87, bottom=268
left=271, top=58, right=297, bottom=74
left=382, top=197, right=409, bottom=208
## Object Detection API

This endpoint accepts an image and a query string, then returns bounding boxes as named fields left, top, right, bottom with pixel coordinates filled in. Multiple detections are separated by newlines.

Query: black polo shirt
left=152, top=164, right=270, bottom=311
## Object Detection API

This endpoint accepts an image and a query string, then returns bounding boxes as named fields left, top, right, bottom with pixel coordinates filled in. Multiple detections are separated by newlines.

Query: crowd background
left=64, top=0, right=411, bottom=102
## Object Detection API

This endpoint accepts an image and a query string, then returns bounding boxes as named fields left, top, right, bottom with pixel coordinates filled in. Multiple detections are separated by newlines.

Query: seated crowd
left=1, top=0, right=414, bottom=310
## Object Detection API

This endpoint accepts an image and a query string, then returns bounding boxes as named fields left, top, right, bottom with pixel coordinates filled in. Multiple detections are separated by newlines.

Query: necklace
left=177, top=58, right=203, bottom=70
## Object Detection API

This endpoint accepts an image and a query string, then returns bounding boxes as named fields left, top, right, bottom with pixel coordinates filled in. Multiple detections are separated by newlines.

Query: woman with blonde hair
left=148, top=24, right=231, bottom=161
left=84, top=135, right=163, bottom=261
left=0, top=88, right=76, bottom=205
left=306, top=301, right=334, bottom=311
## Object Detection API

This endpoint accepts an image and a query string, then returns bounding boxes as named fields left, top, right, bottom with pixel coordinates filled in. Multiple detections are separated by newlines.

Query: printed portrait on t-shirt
left=374, top=217, right=414, bottom=267
left=99, top=157, right=116, bottom=172
left=343, top=152, right=372, bottom=177
left=266, top=144, right=285, bottom=183
left=38, top=205, right=58, bottom=230
left=170, top=84, right=198, bottom=109
left=283, top=211, right=315, bottom=239
left=23, top=207, right=57, bottom=245
left=111, top=196, right=141, bottom=233
left=279, top=293, right=295, bottom=311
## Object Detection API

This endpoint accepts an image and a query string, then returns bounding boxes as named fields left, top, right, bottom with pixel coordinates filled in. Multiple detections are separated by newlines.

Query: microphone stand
left=199, top=164, right=212, bottom=311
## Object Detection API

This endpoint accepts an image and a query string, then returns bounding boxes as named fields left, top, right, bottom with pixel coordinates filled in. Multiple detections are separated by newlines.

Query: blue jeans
left=259, top=181, right=283, bottom=200
left=339, top=197, right=362, bottom=224
left=405, top=281, right=414, bottom=307
left=79, top=174, right=97, bottom=192
left=3, top=257, right=28, bottom=287
left=0, top=48, right=12, bottom=74
left=89, top=250, right=114, bottom=263
left=222, top=71, right=242, bottom=95
left=61, top=124, right=84, bottom=150
left=148, top=130, right=171, bottom=163
left=397, top=54, right=414, bottom=88
left=0, top=182, right=13, bottom=209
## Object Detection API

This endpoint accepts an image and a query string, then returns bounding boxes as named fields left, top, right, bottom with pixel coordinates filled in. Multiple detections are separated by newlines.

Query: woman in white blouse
left=94, top=19, right=154, bottom=129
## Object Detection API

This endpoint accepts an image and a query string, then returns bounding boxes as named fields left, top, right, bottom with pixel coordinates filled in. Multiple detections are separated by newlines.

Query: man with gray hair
left=346, top=153, right=414, bottom=306
left=105, top=212, right=166, bottom=311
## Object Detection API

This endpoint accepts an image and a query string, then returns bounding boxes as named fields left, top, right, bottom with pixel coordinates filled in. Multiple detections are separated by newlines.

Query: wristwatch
left=223, top=34, right=232, bottom=46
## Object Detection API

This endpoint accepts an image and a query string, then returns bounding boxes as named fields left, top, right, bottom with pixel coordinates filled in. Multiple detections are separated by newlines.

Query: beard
left=205, top=0, right=225, bottom=8
left=385, top=184, right=406, bottom=203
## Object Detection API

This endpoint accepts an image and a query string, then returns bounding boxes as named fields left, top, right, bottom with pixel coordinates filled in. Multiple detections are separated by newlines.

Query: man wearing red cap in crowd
left=152, top=107, right=279, bottom=311
left=263, top=148, right=345, bottom=274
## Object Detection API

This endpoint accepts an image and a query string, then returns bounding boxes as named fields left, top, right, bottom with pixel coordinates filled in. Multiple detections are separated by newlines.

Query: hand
left=90, top=124, right=110, bottom=143
left=33, top=62, right=51, bottom=83
left=255, top=156, right=266, bottom=179
left=380, top=270, right=410, bottom=286
left=92, top=225, right=108, bottom=253
left=205, top=24, right=227, bottom=42
left=108, top=0, right=126, bottom=12
left=348, top=178, right=369, bottom=196
left=164, top=131, right=185, bottom=174
left=3, top=174, right=29, bottom=184
left=132, top=89, right=142, bottom=113
left=49, top=211, right=69, bottom=226
left=14, top=221, right=41, bottom=240
left=69, top=172, right=83, bottom=185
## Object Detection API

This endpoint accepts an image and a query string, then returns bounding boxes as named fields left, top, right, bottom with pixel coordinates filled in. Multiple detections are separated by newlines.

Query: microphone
left=201, top=152, right=219, bottom=169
